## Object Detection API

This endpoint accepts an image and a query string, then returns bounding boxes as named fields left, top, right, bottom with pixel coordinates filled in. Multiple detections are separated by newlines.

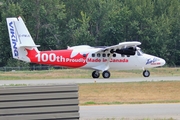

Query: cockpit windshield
left=137, top=49, right=144, bottom=56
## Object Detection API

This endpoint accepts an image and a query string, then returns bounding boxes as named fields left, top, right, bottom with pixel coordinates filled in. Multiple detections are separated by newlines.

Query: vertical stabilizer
left=6, top=17, right=40, bottom=62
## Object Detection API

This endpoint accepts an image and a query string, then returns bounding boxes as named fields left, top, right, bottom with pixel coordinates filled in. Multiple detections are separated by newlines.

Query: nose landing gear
left=143, top=70, right=150, bottom=77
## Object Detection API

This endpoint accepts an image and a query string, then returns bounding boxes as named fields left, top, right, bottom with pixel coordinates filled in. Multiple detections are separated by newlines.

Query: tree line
left=0, top=0, right=180, bottom=67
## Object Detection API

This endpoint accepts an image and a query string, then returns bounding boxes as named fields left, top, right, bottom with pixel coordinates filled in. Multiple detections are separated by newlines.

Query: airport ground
left=0, top=67, right=180, bottom=119
left=0, top=67, right=179, bottom=80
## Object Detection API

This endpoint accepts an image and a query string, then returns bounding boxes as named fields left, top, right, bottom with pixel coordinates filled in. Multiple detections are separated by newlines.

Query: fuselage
left=25, top=47, right=166, bottom=71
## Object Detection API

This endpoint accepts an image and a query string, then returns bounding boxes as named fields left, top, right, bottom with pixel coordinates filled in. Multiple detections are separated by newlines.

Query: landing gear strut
left=143, top=70, right=150, bottom=77
left=92, top=71, right=100, bottom=78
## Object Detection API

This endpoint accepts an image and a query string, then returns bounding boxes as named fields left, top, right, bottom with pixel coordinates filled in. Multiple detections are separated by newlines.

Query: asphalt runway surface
left=80, top=104, right=180, bottom=119
left=0, top=76, right=180, bottom=85
left=1, top=76, right=180, bottom=119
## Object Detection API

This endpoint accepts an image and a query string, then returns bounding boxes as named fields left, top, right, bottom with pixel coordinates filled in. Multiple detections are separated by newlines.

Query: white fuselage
left=70, top=47, right=166, bottom=71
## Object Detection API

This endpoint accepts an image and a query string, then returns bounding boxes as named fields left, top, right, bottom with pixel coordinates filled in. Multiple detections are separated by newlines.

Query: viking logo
left=9, top=22, right=18, bottom=57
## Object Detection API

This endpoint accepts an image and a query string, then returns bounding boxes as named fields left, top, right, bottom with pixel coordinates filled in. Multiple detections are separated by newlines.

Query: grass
left=78, top=81, right=180, bottom=105
left=1, top=68, right=179, bottom=120
left=2, top=81, right=180, bottom=106
left=0, top=67, right=180, bottom=106
left=0, top=67, right=180, bottom=80
left=0, top=68, right=178, bottom=120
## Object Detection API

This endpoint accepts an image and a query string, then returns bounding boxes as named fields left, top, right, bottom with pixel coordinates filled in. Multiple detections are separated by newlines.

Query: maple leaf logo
left=26, top=48, right=38, bottom=62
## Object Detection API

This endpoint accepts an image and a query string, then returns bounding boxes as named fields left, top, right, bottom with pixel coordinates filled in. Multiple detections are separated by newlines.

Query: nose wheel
left=143, top=70, right=150, bottom=77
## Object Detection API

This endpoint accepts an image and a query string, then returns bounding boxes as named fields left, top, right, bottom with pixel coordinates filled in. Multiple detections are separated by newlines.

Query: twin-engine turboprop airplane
left=6, top=17, right=166, bottom=78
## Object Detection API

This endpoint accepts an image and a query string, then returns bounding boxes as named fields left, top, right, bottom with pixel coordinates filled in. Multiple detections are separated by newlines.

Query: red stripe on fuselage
left=26, top=48, right=87, bottom=68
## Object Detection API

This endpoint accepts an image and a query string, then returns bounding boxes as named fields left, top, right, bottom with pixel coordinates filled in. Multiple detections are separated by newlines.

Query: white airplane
left=6, top=17, right=166, bottom=78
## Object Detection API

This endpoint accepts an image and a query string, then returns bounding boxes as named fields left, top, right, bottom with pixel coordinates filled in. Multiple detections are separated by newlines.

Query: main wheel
left=102, top=70, right=111, bottom=78
left=92, top=71, right=100, bottom=78
left=143, top=70, right=150, bottom=77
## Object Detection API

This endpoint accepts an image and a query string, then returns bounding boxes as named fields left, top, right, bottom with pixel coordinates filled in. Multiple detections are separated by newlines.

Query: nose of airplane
left=160, top=58, right=166, bottom=66
left=144, top=54, right=166, bottom=67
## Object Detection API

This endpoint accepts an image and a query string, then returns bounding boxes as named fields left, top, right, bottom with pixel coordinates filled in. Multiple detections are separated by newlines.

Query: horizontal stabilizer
left=18, top=44, right=40, bottom=48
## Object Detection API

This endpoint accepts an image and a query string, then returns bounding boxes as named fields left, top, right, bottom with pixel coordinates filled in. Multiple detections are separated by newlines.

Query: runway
left=80, top=104, right=180, bottom=119
left=1, top=76, right=180, bottom=119
left=0, top=76, right=180, bottom=85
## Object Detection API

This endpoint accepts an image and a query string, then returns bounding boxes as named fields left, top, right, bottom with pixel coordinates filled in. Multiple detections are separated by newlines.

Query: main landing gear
left=92, top=70, right=111, bottom=78
left=92, top=70, right=150, bottom=78
left=143, top=70, right=150, bottom=77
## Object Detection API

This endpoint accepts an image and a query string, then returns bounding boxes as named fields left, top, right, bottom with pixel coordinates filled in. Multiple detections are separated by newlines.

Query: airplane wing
left=96, top=41, right=141, bottom=53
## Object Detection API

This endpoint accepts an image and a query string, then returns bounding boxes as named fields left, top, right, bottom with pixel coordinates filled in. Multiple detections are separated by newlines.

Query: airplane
left=6, top=16, right=166, bottom=78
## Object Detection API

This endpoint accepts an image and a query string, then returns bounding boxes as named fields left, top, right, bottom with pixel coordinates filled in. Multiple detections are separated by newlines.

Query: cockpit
left=136, top=47, right=144, bottom=56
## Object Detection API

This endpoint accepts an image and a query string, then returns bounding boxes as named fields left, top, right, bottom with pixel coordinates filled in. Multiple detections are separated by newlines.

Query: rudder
left=13, top=17, right=39, bottom=48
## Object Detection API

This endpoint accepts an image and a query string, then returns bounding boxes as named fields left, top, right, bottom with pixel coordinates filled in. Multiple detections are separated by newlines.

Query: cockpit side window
left=137, top=51, right=141, bottom=56
left=137, top=49, right=143, bottom=56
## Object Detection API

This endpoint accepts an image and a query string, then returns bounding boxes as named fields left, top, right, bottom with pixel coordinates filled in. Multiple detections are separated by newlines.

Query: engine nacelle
left=115, top=47, right=136, bottom=55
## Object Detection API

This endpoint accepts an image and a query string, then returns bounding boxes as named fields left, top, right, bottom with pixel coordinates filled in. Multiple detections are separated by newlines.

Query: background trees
left=0, top=0, right=180, bottom=67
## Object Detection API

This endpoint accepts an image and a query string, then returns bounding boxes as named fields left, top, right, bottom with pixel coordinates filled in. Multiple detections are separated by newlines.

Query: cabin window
left=97, top=53, right=101, bottom=57
left=102, top=53, right=106, bottom=57
left=92, top=53, right=95, bottom=57
left=113, top=54, right=116, bottom=57
left=107, top=53, right=110, bottom=57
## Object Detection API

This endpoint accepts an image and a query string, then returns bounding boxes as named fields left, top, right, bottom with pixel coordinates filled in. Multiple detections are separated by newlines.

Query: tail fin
left=6, top=16, right=40, bottom=61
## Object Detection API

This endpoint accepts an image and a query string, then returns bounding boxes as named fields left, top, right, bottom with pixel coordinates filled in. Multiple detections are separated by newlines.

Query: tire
left=143, top=70, right=150, bottom=77
left=102, top=71, right=111, bottom=78
left=92, top=71, right=100, bottom=78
